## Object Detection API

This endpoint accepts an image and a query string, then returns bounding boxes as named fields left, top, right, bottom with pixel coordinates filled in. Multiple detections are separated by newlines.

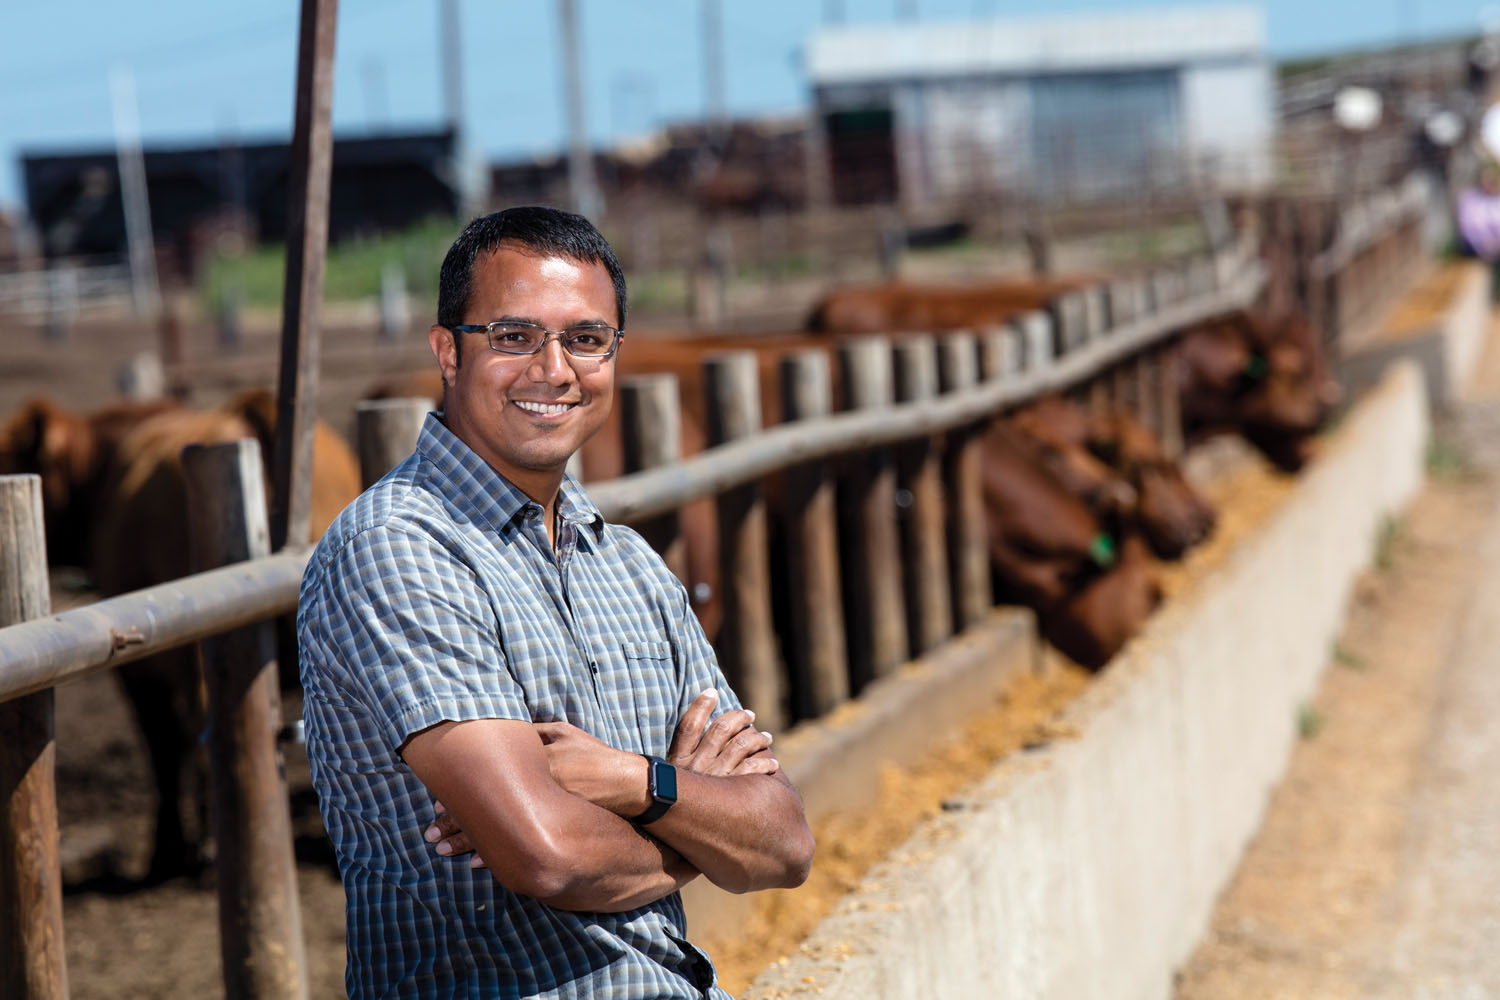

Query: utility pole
left=441, top=0, right=464, bottom=134
left=558, top=0, right=602, bottom=219
left=702, top=0, right=727, bottom=143
left=110, top=66, right=160, bottom=319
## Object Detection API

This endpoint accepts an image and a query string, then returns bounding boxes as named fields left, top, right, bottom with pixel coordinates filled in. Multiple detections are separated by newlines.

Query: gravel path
left=1177, top=324, right=1500, bottom=1000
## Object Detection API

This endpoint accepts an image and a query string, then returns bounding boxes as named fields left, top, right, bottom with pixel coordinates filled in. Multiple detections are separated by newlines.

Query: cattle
left=1, top=392, right=362, bottom=881
left=1007, top=394, right=1216, bottom=561
left=806, top=275, right=1340, bottom=474
left=0, top=397, right=178, bottom=569
left=1178, top=307, right=1340, bottom=471
left=804, top=277, right=1096, bottom=336
left=976, top=419, right=1162, bottom=669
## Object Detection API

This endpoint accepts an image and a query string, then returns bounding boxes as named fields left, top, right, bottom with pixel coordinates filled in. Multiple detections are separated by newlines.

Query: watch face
left=653, top=758, right=678, bottom=804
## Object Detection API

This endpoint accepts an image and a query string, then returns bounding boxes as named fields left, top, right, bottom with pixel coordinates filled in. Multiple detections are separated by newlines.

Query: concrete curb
left=1339, top=261, right=1487, bottom=410
left=748, top=360, right=1431, bottom=1000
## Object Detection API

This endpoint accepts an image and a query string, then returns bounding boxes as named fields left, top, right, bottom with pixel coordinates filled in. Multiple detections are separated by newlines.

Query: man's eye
left=494, top=328, right=535, bottom=343
left=567, top=330, right=604, bottom=346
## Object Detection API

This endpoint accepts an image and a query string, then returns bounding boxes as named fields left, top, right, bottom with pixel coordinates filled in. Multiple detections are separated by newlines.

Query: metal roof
left=807, top=5, right=1265, bottom=85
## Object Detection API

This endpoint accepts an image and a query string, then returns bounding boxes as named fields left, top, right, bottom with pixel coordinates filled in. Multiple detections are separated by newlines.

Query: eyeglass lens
left=488, top=324, right=618, bottom=357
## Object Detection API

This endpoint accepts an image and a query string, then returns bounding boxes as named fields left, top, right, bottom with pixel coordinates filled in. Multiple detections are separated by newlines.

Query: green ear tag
left=1089, top=533, right=1117, bottom=568
left=1244, top=353, right=1268, bottom=380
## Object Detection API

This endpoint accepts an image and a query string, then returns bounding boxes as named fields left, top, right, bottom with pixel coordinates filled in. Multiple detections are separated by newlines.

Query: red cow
left=1, top=394, right=362, bottom=880
left=1178, top=307, right=1340, bottom=472
left=1007, top=394, right=1216, bottom=561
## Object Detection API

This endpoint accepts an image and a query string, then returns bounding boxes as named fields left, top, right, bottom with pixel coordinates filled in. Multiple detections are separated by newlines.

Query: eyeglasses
left=448, top=321, right=623, bottom=359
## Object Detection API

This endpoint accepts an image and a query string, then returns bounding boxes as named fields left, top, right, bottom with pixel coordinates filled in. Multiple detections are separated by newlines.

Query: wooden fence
left=0, top=175, right=1429, bottom=999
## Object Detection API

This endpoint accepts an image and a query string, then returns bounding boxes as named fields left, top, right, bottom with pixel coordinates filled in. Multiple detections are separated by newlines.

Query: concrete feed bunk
left=749, top=360, right=1430, bottom=1000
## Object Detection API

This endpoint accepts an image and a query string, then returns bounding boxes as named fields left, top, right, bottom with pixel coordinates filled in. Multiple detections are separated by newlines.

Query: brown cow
left=1178, top=307, right=1339, bottom=472
left=805, top=276, right=1096, bottom=335
left=2, top=393, right=362, bottom=880
left=977, top=420, right=1162, bottom=669
left=0, top=397, right=177, bottom=569
left=1008, top=394, right=1216, bottom=561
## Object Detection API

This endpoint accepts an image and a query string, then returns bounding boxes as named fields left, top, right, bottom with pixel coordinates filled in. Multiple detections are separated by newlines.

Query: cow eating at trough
left=1177, top=307, right=1340, bottom=472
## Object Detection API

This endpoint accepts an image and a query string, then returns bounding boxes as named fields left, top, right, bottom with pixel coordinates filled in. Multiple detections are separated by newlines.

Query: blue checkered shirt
left=298, top=414, right=739, bottom=999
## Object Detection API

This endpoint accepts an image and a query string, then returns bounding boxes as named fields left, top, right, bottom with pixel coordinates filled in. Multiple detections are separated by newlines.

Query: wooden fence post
left=837, top=338, right=909, bottom=689
left=779, top=350, right=850, bottom=721
left=937, top=334, right=993, bottom=632
left=619, top=375, right=689, bottom=586
left=893, top=336, right=953, bottom=656
left=355, top=397, right=429, bottom=489
left=0, top=475, right=67, bottom=1000
left=703, top=353, right=785, bottom=729
left=182, top=442, right=309, bottom=1000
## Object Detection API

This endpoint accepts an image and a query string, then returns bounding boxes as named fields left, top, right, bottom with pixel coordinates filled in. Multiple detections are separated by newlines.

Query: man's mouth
left=512, top=399, right=577, bottom=416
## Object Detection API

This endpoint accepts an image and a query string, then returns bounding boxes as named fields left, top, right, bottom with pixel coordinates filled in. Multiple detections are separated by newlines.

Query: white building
left=805, top=5, right=1273, bottom=207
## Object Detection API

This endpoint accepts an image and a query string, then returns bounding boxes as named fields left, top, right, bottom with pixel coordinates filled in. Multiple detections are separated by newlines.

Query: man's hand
left=425, top=800, right=488, bottom=868
left=668, top=689, right=779, bottom=778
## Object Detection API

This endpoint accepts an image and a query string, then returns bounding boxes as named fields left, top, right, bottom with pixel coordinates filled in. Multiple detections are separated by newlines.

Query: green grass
left=200, top=216, right=462, bottom=312
left=1297, top=703, right=1327, bottom=740
left=1332, top=641, right=1367, bottom=671
left=1374, top=514, right=1403, bottom=572
left=1426, top=437, right=1472, bottom=481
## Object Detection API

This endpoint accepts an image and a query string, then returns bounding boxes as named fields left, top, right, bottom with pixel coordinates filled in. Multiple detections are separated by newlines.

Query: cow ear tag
left=1089, top=533, right=1116, bottom=568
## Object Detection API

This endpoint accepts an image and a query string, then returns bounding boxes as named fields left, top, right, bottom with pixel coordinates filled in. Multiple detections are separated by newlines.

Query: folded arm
left=428, top=691, right=814, bottom=896
left=402, top=718, right=697, bottom=912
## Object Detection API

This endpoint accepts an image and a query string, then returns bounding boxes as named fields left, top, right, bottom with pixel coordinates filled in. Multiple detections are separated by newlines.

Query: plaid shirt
left=298, top=414, right=739, bottom=999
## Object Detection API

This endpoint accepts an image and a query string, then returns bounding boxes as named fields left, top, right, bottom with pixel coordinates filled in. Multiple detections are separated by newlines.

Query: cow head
left=980, top=421, right=1117, bottom=609
left=1088, top=410, right=1216, bottom=560
left=0, top=398, right=101, bottom=566
left=1179, top=309, right=1339, bottom=472
left=1038, top=532, right=1162, bottom=670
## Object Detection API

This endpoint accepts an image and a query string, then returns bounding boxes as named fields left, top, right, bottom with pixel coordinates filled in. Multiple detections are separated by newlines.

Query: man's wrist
left=629, top=755, right=678, bottom=825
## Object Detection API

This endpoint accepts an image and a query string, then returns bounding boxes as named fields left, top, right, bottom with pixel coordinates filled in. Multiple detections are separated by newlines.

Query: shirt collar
left=416, top=413, right=607, bottom=542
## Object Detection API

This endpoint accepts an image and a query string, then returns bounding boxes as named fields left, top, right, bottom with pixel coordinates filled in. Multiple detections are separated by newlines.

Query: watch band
left=630, top=755, right=677, bottom=825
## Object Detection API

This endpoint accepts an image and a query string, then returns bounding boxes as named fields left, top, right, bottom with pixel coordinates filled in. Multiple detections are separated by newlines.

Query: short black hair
left=436, top=206, right=627, bottom=338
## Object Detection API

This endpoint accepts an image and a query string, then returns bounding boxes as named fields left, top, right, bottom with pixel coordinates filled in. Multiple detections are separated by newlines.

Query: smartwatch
left=630, top=755, right=678, bottom=825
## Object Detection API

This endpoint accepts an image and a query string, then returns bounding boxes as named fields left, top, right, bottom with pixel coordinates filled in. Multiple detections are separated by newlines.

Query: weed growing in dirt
left=1426, top=438, right=1472, bottom=481
left=1332, top=641, right=1367, bottom=670
left=1374, top=514, right=1403, bottom=571
left=1298, top=703, right=1327, bottom=740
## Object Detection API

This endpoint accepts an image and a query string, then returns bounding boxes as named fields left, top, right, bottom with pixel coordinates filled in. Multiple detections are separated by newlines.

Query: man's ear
left=429, top=324, right=458, bottom=386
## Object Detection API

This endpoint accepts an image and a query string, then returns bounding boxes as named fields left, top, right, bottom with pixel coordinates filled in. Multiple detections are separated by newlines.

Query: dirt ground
left=1174, top=315, right=1500, bottom=999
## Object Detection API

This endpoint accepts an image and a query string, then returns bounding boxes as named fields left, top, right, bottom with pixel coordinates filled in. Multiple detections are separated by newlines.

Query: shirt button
left=525, top=507, right=540, bottom=520
left=589, top=661, right=599, bottom=675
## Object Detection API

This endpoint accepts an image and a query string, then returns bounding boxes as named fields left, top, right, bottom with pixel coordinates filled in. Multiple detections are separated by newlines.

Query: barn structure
left=19, top=128, right=472, bottom=277
left=805, top=4, right=1274, bottom=208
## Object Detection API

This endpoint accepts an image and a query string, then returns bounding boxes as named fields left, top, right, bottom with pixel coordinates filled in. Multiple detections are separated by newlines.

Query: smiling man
left=297, top=207, right=814, bottom=999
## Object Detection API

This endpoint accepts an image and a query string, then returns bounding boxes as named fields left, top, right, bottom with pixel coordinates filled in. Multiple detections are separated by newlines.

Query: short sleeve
left=300, top=521, right=530, bottom=752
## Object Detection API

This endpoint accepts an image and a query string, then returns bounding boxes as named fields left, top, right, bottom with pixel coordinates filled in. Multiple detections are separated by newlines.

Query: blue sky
left=1, top=0, right=1496, bottom=211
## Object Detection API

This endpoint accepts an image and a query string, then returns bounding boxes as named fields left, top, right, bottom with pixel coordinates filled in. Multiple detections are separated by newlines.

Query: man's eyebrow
left=484, top=315, right=613, bottom=328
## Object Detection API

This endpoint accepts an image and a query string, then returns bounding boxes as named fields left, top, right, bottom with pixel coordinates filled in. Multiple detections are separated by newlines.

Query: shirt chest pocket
left=603, top=639, right=679, bottom=756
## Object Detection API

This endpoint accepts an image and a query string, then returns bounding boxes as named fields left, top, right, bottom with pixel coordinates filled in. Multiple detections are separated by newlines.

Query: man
left=298, top=206, right=814, bottom=998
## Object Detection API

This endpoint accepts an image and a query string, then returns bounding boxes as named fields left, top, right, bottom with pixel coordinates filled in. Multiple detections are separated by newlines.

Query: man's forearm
left=641, top=769, right=814, bottom=894
left=535, top=810, right=700, bottom=912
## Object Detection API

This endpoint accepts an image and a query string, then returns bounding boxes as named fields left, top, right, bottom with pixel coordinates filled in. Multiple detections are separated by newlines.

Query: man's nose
left=528, top=335, right=575, bottom=383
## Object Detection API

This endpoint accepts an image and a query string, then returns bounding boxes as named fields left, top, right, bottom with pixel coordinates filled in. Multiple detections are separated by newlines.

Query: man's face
left=428, top=243, right=618, bottom=495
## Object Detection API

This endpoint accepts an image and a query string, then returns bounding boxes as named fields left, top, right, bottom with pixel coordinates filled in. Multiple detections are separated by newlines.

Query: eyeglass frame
left=446, top=320, right=625, bottom=360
